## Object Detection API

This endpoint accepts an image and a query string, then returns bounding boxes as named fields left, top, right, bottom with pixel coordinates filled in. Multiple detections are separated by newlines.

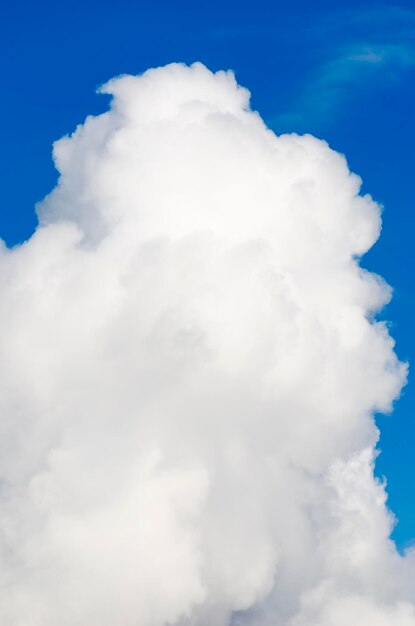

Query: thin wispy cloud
left=271, top=5, right=415, bottom=132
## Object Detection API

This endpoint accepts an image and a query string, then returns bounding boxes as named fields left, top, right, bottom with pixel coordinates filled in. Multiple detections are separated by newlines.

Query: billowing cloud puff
left=0, top=62, right=412, bottom=625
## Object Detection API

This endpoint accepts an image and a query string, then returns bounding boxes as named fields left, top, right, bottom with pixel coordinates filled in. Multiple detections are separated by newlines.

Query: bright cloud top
left=0, top=62, right=413, bottom=625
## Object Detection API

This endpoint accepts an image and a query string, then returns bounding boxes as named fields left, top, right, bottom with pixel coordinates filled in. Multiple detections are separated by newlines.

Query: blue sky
left=1, top=0, right=414, bottom=548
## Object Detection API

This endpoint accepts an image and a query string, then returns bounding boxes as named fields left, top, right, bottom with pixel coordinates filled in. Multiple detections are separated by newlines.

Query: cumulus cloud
left=0, top=62, right=413, bottom=625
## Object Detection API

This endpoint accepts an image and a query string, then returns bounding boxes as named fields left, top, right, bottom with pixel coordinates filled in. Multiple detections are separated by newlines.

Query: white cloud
left=0, top=62, right=412, bottom=625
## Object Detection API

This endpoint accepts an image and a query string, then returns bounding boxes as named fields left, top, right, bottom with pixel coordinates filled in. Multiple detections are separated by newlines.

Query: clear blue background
left=1, top=0, right=414, bottom=549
